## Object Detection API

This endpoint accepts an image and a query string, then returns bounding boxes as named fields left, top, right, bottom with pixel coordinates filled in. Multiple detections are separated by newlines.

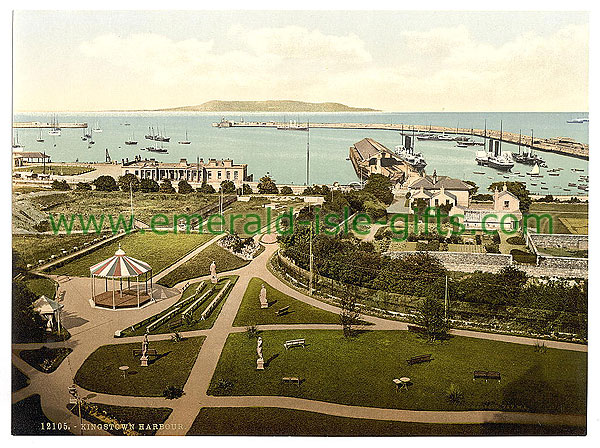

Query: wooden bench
left=284, top=339, right=306, bottom=350
left=132, top=348, right=158, bottom=357
left=406, top=354, right=433, bottom=365
left=282, top=377, right=303, bottom=386
left=473, top=371, right=501, bottom=382
left=276, top=306, right=290, bottom=316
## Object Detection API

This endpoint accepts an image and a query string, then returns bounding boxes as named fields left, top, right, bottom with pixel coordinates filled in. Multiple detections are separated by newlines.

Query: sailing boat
left=178, top=130, right=191, bottom=144
left=125, top=131, right=138, bottom=145
left=12, top=130, right=24, bottom=149
left=155, top=125, right=170, bottom=142
left=36, top=128, right=44, bottom=142
left=92, top=121, right=102, bottom=133
left=527, top=163, right=540, bottom=176
left=145, top=126, right=156, bottom=140
left=48, top=114, right=61, bottom=136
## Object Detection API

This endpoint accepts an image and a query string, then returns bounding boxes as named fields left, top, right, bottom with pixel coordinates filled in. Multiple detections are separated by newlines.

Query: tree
left=139, top=178, right=159, bottom=193
left=280, top=186, right=293, bottom=195
left=241, top=184, right=253, bottom=195
left=362, top=174, right=394, bottom=205
left=339, top=290, right=363, bottom=338
left=488, top=181, right=531, bottom=213
left=93, top=175, right=118, bottom=192
left=12, top=280, right=46, bottom=343
left=76, top=182, right=92, bottom=191
left=178, top=180, right=193, bottom=194
left=51, top=180, right=70, bottom=190
left=414, top=297, right=448, bottom=342
left=257, top=175, right=278, bottom=194
left=118, top=173, right=140, bottom=192
left=220, top=180, right=236, bottom=194
left=197, top=182, right=216, bottom=194
left=463, top=180, right=478, bottom=195
left=159, top=180, right=175, bottom=193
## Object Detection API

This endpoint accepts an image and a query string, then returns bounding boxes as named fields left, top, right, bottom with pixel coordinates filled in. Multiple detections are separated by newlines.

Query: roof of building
left=352, top=138, right=395, bottom=161
left=432, top=189, right=457, bottom=201
left=13, top=151, right=51, bottom=159
left=409, top=175, right=473, bottom=191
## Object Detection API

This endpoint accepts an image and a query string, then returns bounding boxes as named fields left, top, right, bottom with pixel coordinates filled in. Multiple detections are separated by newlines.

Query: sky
left=12, top=10, right=589, bottom=112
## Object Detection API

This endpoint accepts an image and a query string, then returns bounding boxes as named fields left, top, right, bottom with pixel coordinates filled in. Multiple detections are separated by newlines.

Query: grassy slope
left=208, top=330, right=587, bottom=414
left=158, top=243, right=249, bottom=287
left=233, top=277, right=340, bottom=326
left=13, top=233, right=101, bottom=266
left=12, top=394, right=72, bottom=435
left=529, top=203, right=588, bottom=234
left=50, top=232, right=213, bottom=277
left=75, top=336, right=205, bottom=396
left=187, top=407, right=585, bottom=436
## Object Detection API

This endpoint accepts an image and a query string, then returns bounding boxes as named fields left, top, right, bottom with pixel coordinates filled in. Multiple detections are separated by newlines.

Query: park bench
left=282, top=377, right=303, bottom=386
left=276, top=306, right=290, bottom=316
left=132, top=348, right=158, bottom=358
left=473, top=371, right=501, bottom=382
left=406, top=354, right=433, bottom=365
left=284, top=339, right=306, bottom=350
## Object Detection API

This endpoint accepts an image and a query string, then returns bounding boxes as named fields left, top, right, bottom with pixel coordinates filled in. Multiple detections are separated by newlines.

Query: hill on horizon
left=151, top=100, right=379, bottom=112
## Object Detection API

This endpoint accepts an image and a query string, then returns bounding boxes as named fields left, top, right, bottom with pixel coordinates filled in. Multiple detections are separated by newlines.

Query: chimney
left=503, top=182, right=508, bottom=192
left=432, top=170, right=438, bottom=185
left=494, top=187, right=499, bottom=203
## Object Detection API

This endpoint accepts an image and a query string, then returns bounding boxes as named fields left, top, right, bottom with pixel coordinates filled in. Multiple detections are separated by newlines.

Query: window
left=504, top=200, right=510, bottom=209
left=208, top=171, right=212, bottom=179
left=234, top=171, right=239, bottom=180
left=226, top=171, right=230, bottom=179
left=218, top=171, right=222, bottom=179
left=434, top=199, right=439, bottom=206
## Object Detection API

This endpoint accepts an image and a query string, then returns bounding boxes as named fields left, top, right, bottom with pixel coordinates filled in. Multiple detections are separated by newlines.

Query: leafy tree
left=362, top=174, right=394, bottom=205
left=12, top=280, right=46, bottom=343
left=93, top=175, right=118, bottom=192
left=220, top=180, right=236, bottom=194
left=339, top=289, right=362, bottom=338
left=463, top=180, right=478, bottom=195
left=76, top=182, right=92, bottom=191
left=118, top=173, right=140, bottom=192
left=178, top=180, right=194, bottom=194
left=363, top=199, right=387, bottom=221
left=414, top=297, right=448, bottom=341
left=159, top=180, right=175, bottom=193
left=257, top=175, right=279, bottom=194
left=488, top=181, right=531, bottom=213
left=139, top=178, right=159, bottom=193
left=280, top=186, right=293, bottom=195
left=51, top=180, right=70, bottom=190
left=241, top=184, right=253, bottom=195
left=197, top=182, right=216, bottom=194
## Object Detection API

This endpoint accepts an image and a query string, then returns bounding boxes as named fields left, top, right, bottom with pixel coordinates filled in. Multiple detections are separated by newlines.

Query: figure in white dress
left=210, top=261, right=218, bottom=284
left=259, top=284, right=268, bottom=309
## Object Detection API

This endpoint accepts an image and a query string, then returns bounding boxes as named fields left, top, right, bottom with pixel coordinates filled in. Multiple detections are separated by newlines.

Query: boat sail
left=36, top=128, right=44, bottom=143
left=178, top=130, right=191, bottom=144
left=528, top=163, right=540, bottom=176
left=48, top=114, right=61, bottom=136
left=92, top=121, right=102, bottom=133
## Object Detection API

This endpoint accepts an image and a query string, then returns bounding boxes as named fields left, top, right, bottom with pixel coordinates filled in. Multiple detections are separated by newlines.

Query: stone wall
left=384, top=251, right=513, bottom=273
left=528, top=233, right=588, bottom=253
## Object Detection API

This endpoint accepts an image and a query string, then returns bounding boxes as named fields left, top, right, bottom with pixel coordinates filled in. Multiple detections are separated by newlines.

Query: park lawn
left=187, top=407, right=585, bottom=436
left=12, top=365, right=29, bottom=392
left=120, top=276, right=238, bottom=337
left=221, top=198, right=305, bottom=237
left=12, top=395, right=72, bottom=435
left=23, top=274, right=57, bottom=299
left=75, top=336, right=205, bottom=396
left=45, top=191, right=218, bottom=229
left=388, top=241, right=418, bottom=251
left=447, top=244, right=484, bottom=253
left=16, top=164, right=95, bottom=176
left=158, top=242, right=249, bottom=287
left=528, top=203, right=588, bottom=235
left=538, top=247, right=588, bottom=258
left=233, top=277, right=340, bottom=327
left=13, top=233, right=103, bottom=267
left=20, top=346, right=73, bottom=373
left=208, top=330, right=587, bottom=415
left=70, top=403, right=172, bottom=436
left=50, top=231, right=213, bottom=277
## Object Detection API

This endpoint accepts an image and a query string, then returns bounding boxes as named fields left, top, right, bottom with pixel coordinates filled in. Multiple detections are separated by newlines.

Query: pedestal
left=260, top=299, right=268, bottom=309
left=210, top=275, right=218, bottom=284
left=140, top=355, right=148, bottom=367
left=256, top=359, right=264, bottom=370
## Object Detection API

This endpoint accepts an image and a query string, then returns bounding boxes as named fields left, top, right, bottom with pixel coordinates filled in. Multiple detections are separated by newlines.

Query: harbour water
left=13, top=112, right=589, bottom=195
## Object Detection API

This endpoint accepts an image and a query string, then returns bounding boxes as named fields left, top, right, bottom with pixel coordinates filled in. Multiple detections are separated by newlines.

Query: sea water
left=13, top=112, right=589, bottom=195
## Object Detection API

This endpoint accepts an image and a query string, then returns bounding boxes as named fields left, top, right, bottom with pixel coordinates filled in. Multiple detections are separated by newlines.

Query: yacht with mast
left=36, top=129, right=44, bottom=143
left=92, top=121, right=102, bottom=133
left=393, top=126, right=427, bottom=171
left=178, top=130, right=191, bottom=144
left=155, top=125, right=170, bottom=142
left=485, top=121, right=514, bottom=171
left=48, top=114, right=61, bottom=136
left=125, top=131, right=138, bottom=145
left=513, top=129, right=546, bottom=167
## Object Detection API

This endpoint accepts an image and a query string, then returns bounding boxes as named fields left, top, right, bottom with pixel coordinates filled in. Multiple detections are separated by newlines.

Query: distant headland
left=148, top=100, right=379, bottom=113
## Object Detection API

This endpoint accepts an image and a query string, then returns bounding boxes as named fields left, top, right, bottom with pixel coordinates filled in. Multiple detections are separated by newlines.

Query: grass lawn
left=50, top=231, right=213, bottom=277
left=16, top=164, right=95, bottom=176
left=19, top=346, right=72, bottom=373
left=158, top=242, right=249, bottom=287
left=23, top=274, right=57, bottom=299
left=538, top=247, right=588, bottom=258
left=12, top=394, right=72, bottom=435
left=13, top=233, right=103, bottom=267
left=70, top=403, right=172, bottom=436
left=120, top=276, right=238, bottom=337
left=233, top=277, right=340, bottom=327
left=528, top=203, right=588, bottom=235
left=75, top=336, right=205, bottom=396
left=208, top=330, right=586, bottom=414
left=12, top=365, right=29, bottom=392
left=187, top=407, right=585, bottom=436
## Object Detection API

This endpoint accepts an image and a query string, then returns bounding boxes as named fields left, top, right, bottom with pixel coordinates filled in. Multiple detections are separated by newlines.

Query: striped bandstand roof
left=89, top=246, right=152, bottom=278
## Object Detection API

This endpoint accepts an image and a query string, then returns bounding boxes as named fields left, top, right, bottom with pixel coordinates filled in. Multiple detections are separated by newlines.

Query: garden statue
left=256, top=336, right=264, bottom=370
left=140, top=331, right=149, bottom=367
left=210, top=261, right=218, bottom=284
left=259, top=284, right=268, bottom=309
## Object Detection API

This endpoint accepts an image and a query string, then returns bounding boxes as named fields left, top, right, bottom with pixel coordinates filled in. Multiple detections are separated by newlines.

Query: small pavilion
left=89, top=245, right=153, bottom=309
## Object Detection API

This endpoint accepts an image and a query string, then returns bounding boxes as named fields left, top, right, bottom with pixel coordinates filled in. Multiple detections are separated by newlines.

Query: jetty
left=214, top=120, right=589, bottom=160
left=13, top=121, right=88, bottom=129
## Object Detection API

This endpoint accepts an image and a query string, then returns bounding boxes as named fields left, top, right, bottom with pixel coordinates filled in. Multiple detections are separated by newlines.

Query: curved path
left=12, top=237, right=587, bottom=436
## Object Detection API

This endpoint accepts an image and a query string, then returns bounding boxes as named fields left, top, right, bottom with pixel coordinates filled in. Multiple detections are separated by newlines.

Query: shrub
left=159, top=180, right=175, bottom=193
left=245, top=324, right=260, bottom=339
left=93, top=175, right=118, bottom=192
left=220, top=180, right=236, bottom=194
left=241, top=184, right=253, bottom=195
left=117, top=173, right=139, bottom=192
left=445, top=383, right=464, bottom=404
left=139, top=178, right=160, bottom=193
left=215, top=378, right=234, bottom=392
left=178, top=180, right=193, bottom=194
left=51, top=180, right=70, bottom=190
left=198, top=182, right=216, bottom=194
left=162, top=385, right=184, bottom=399
left=280, top=186, right=293, bottom=195
left=511, top=249, right=537, bottom=264
left=76, top=182, right=92, bottom=191
left=506, top=235, right=526, bottom=245
left=485, top=243, right=500, bottom=254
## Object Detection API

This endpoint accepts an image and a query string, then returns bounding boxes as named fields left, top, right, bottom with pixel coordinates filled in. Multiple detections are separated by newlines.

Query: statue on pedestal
left=256, top=336, right=264, bottom=370
left=140, top=331, right=149, bottom=367
left=259, top=284, right=268, bottom=309
left=210, top=261, right=218, bottom=284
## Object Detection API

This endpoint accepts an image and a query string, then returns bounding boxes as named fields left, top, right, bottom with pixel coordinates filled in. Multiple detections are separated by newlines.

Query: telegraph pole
left=444, top=275, right=449, bottom=321
left=306, top=120, right=310, bottom=186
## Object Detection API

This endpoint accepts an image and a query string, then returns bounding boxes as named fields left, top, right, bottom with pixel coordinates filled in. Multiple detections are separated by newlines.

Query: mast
left=306, top=120, right=310, bottom=186
left=499, top=120, right=503, bottom=155
left=518, top=130, right=522, bottom=155
left=530, top=129, right=534, bottom=156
